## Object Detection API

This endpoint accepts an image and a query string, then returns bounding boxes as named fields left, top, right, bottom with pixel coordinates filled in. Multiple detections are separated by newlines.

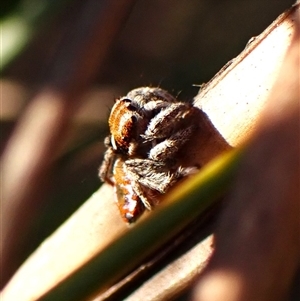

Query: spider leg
left=131, top=180, right=153, bottom=210
left=126, top=87, right=176, bottom=109
left=99, top=145, right=116, bottom=185
left=125, top=158, right=168, bottom=193
left=148, top=126, right=194, bottom=161
left=126, top=158, right=197, bottom=194
left=142, top=103, right=194, bottom=141
left=139, top=167, right=195, bottom=193
left=142, top=100, right=171, bottom=112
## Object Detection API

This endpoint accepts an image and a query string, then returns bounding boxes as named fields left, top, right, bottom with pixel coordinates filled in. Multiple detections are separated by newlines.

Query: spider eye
left=122, top=98, right=137, bottom=111
left=127, top=104, right=137, bottom=111
left=131, top=115, right=137, bottom=123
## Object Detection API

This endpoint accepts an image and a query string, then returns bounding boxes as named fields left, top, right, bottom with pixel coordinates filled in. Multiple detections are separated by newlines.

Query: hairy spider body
left=99, top=87, right=197, bottom=223
left=107, top=87, right=178, bottom=156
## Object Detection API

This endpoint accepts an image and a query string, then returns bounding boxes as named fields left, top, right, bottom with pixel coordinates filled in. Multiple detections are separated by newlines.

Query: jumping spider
left=99, top=87, right=198, bottom=223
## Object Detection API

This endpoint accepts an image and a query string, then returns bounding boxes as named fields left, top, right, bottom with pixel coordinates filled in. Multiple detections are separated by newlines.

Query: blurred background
left=0, top=0, right=294, bottom=288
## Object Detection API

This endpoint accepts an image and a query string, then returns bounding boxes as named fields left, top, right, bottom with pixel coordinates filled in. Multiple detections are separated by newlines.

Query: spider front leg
left=142, top=102, right=197, bottom=141
left=126, top=158, right=197, bottom=194
left=125, top=164, right=154, bottom=210
left=99, top=136, right=116, bottom=186
left=148, top=126, right=194, bottom=161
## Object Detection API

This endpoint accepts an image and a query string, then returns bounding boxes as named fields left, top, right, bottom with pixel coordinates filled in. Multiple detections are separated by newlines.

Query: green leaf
left=38, top=148, right=243, bottom=301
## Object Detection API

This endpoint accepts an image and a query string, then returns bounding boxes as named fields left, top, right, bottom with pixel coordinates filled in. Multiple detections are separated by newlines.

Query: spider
left=99, top=87, right=198, bottom=223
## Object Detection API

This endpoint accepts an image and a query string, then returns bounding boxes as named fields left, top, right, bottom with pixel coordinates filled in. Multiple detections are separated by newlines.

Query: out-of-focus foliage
left=1, top=0, right=72, bottom=70
left=0, top=0, right=21, bottom=18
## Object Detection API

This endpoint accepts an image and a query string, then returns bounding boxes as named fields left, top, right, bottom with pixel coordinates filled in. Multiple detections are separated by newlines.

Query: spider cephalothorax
left=99, top=87, right=198, bottom=223
left=106, top=87, right=177, bottom=156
